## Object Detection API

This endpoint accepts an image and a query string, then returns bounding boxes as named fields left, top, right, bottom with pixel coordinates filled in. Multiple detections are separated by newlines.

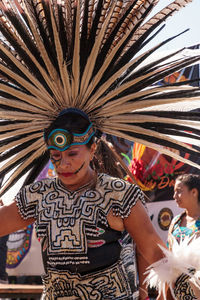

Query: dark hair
left=44, top=112, right=124, bottom=179
left=44, top=112, right=92, bottom=142
left=93, top=138, right=125, bottom=179
left=175, top=174, right=200, bottom=202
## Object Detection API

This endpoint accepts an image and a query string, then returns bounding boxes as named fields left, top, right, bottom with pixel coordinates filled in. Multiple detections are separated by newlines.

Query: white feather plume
left=144, top=235, right=200, bottom=299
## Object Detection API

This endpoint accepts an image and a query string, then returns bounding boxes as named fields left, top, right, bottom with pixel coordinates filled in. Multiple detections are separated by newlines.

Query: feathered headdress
left=0, top=0, right=200, bottom=195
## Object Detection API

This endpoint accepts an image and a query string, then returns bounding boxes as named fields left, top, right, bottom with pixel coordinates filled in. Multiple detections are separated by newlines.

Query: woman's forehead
left=174, top=180, right=184, bottom=188
left=50, top=145, right=84, bottom=153
left=175, top=180, right=189, bottom=190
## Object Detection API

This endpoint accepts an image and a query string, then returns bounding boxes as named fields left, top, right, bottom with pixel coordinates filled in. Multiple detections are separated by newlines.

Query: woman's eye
left=51, top=154, right=61, bottom=161
left=68, top=152, right=78, bottom=156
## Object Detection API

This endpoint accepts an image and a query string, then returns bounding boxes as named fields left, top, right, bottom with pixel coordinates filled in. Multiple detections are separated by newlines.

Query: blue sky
left=149, top=0, right=200, bottom=51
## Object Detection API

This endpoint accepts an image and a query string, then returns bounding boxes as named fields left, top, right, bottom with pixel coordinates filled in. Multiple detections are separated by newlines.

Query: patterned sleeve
left=112, top=181, right=146, bottom=219
left=15, top=183, right=39, bottom=220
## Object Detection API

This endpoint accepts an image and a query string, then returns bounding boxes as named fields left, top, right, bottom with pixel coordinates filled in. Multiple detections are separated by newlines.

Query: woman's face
left=50, top=143, right=96, bottom=190
left=173, top=180, right=195, bottom=209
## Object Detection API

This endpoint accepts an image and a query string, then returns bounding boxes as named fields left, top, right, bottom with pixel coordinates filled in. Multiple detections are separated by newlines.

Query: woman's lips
left=59, top=172, right=74, bottom=177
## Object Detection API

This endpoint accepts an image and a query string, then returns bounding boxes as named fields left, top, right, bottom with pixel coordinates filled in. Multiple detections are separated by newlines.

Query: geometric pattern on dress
left=16, top=173, right=144, bottom=265
left=41, top=260, right=132, bottom=300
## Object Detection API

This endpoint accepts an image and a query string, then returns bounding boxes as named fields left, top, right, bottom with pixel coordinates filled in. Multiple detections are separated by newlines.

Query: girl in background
left=168, top=174, right=200, bottom=299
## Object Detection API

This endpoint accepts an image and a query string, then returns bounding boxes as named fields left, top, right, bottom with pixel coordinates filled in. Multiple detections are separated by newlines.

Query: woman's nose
left=59, top=155, right=71, bottom=167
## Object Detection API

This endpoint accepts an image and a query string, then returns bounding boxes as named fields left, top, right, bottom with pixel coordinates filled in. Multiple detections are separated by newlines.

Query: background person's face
left=50, top=144, right=95, bottom=189
left=173, top=180, right=193, bottom=209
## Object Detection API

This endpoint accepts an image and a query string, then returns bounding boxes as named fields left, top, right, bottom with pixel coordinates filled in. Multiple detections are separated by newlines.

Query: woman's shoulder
left=98, top=173, right=144, bottom=203
left=172, top=211, right=185, bottom=223
left=169, top=211, right=186, bottom=233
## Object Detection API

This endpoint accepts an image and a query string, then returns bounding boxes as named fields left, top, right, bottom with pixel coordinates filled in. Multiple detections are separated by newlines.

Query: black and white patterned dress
left=15, top=173, right=145, bottom=299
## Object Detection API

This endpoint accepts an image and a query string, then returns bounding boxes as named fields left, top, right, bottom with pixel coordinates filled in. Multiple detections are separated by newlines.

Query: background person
left=167, top=174, right=200, bottom=299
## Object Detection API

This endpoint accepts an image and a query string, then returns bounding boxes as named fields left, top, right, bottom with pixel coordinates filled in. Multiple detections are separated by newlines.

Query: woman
left=167, top=174, right=200, bottom=299
left=0, top=108, right=167, bottom=299
left=1, top=1, right=200, bottom=299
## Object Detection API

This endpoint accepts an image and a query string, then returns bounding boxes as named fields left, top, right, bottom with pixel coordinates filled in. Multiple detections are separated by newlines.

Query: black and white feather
left=0, top=0, right=200, bottom=195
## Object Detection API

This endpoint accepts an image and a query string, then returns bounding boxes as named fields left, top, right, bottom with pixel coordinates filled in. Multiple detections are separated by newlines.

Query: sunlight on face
left=50, top=144, right=95, bottom=190
left=173, top=180, right=193, bottom=209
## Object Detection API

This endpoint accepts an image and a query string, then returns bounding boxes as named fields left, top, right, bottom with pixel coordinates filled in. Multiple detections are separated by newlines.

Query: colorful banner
left=126, top=143, right=193, bottom=202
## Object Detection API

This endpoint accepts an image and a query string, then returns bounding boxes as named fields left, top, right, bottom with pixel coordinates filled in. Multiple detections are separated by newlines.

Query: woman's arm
left=123, top=200, right=166, bottom=264
left=136, top=252, right=172, bottom=300
left=0, top=201, right=35, bottom=236
left=136, top=249, right=150, bottom=300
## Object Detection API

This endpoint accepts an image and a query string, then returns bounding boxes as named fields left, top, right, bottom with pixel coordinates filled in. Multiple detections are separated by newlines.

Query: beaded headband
left=47, top=124, right=95, bottom=151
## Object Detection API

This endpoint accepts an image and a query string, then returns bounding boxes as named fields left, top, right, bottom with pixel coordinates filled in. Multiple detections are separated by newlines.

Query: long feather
left=0, top=122, right=49, bottom=134
left=0, top=125, right=48, bottom=140
left=0, top=43, right=57, bottom=107
left=80, top=2, right=156, bottom=107
left=102, top=121, right=200, bottom=154
left=22, top=1, right=65, bottom=104
left=0, top=133, right=42, bottom=153
left=49, top=2, right=71, bottom=104
left=0, top=144, right=46, bottom=196
left=0, top=15, right=64, bottom=108
left=82, top=46, right=200, bottom=112
left=21, top=151, right=50, bottom=188
left=71, top=0, right=81, bottom=103
left=130, top=0, right=193, bottom=47
left=101, top=127, right=200, bottom=171
left=79, top=2, right=116, bottom=99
